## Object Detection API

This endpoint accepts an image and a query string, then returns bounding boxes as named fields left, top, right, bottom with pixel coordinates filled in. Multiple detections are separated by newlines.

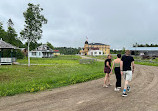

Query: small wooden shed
left=0, top=39, right=19, bottom=65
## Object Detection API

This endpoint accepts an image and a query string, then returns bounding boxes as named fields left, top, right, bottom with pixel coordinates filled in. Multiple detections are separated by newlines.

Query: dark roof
left=85, top=41, right=88, bottom=44
left=33, top=44, right=53, bottom=52
left=0, top=39, right=19, bottom=49
left=88, top=43, right=108, bottom=45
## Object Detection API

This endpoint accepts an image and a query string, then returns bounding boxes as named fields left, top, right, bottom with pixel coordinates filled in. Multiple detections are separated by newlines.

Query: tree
left=20, top=3, right=47, bottom=66
left=6, top=19, right=18, bottom=46
left=24, top=41, right=42, bottom=51
left=121, top=47, right=126, bottom=54
left=0, top=22, right=7, bottom=40
left=133, top=43, right=158, bottom=47
left=54, top=47, right=81, bottom=55
left=47, top=42, right=54, bottom=49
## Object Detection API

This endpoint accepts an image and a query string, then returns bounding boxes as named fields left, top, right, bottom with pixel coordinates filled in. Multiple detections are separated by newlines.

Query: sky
left=0, top=0, right=158, bottom=49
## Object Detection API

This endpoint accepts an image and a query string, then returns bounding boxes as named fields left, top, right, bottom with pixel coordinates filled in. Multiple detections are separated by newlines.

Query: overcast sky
left=0, top=0, right=158, bottom=49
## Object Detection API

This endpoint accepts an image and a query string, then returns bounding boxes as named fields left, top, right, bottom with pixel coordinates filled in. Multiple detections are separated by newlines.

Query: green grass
left=88, top=55, right=158, bottom=67
left=0, top=55, right=105, bottom=97
left=135, top=61, right=158, bottom=66
left=17, top=55, right=81, bottom=64
left=133, top=56, right=158, bottom=66
left=87, top=55, right=117, bottom=61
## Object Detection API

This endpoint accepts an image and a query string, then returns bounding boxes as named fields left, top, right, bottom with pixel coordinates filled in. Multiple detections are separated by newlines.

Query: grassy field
left=87, top=55, right=117, bottom=61
left=88, top=55, right=158, bottom=66
left=135, top=61, right=158, bottom=66
left=0, top=55, right=105, bottom=97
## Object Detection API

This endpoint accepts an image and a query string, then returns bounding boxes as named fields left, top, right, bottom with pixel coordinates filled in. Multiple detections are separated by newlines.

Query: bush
left=16, top=50, right=25, bottom=59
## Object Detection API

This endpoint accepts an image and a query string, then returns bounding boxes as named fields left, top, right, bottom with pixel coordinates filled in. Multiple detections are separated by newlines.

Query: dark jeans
left=114, top=67, right=121, bottom=88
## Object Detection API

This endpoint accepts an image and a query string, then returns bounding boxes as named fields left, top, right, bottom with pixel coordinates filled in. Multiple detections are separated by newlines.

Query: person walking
left=103, top=54, right=112, bottom=88
left=111, top=54, right=122, bottom=91
left=120, top=50, right=134, bottom=97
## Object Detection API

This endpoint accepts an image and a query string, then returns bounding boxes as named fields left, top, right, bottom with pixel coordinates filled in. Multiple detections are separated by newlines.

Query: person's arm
left=131, top=61, right=135, bottom=73
left=111, top=61, right=115, bottom=74
left=106, top=61, right=111, bottom=69
left=120, top=61, right=123, bottom=75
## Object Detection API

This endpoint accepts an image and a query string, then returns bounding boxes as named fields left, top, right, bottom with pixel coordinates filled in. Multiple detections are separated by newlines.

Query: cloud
left=1, top=0, right=158, bottom=49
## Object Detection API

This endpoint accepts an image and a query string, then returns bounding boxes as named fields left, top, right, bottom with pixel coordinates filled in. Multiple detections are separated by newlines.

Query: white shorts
left=123, top=71, right=132, bottom=81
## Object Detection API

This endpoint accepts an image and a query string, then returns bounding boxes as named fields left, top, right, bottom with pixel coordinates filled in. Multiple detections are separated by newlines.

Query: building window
left=32, top=52, right=36, bottom=56
left=99, top=52, right=101, bottom=54
left=94, top=52, right=97, bottom=54
left=39, top=52, right=41, bottom=56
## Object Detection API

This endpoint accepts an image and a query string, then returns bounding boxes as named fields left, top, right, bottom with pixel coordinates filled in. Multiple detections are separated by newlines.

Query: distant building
left=29, top=44, right=54, bottom=58
left=129, top=47, right=158, bottom=57
left=88, top=48, right=103, bottom=56
left=80, top=41, right=110, bottom=55
left=53, top=50, right=60, bottom=56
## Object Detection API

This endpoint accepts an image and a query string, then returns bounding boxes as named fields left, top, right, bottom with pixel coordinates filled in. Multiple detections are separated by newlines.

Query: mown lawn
left=135, top=61, right=158, bottom=66
left=87, top=55, right=117, bottom=61
left=0, top=55, right=105, bottom=97
left=88, top=55, right=158, bottom=66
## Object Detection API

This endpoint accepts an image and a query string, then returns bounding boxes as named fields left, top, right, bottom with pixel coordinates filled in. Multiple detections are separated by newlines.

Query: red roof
left=54, top=50, right=59, bottom=52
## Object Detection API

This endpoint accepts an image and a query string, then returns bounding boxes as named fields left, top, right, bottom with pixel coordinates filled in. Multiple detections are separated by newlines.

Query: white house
left=88, top=48, right=103, bottom=56
left=29, top=44, right=54, bottom=58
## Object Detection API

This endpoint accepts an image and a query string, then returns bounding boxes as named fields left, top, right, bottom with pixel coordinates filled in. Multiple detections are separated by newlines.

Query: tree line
left=0, top=19, right=80, bottom=57
left=55, top=47, right=81, bottom=55
left=133, top=43, right=158, bottom=47
left=0, top=19, right=25, bottom=59
left=0, top=3, right=82, bottom=65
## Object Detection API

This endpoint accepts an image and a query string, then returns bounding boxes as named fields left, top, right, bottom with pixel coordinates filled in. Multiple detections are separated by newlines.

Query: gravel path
left=0, top=64, right=158, bottom=111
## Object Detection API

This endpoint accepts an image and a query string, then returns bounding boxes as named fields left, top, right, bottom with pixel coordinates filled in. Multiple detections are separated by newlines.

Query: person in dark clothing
left=103, top=54, right=112, bottom=88
left=120, top=50, right=135, bottom=97
left=111, top=54, right=122, bottom=91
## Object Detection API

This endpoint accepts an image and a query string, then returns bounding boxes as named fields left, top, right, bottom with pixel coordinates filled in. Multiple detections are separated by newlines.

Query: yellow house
left=53, top=50, right=60, bottom=56
left=80, top=41, right=110, bottom=55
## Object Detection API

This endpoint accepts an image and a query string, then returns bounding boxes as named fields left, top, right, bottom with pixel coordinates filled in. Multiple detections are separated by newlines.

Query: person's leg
left=115, top=67, right=118, bottom=88
left=115, top=73, right=117, bottom=87
left=122, top=80, right=128, bottom=96
left=122, top=71, right=127, bottom=96
left=107, top=74, right=112, bottom=85
left=103, top=73, right=109, bottom=87
left=114, top=68, right=120, bottom=91
left=108, top=74, right=110, bottom=84
left=122, top=71, right=132, bottom=96
left=118, top=69, right=121, bottom=88
left=126, top=71, right=132, bottom=92
left=123, top=80, right=129, bottom=91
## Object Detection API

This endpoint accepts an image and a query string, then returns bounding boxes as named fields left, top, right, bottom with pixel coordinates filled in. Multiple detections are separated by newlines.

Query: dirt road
left=0, top=64, right=158, bottom=111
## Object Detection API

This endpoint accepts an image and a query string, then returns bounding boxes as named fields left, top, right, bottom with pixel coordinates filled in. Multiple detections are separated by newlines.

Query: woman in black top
left=103, top=54, right=112, bottom=88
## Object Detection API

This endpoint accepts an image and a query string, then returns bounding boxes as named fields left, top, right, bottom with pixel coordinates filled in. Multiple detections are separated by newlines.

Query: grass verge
left=135, top=61, right=158, bottom=66
left=0, top=55, right=105, bottom=97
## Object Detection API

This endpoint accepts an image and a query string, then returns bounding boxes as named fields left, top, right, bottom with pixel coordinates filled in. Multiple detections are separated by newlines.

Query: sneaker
left=122, top=93, right=128, bottom=97
left=127, top=86, right=130, bottom=92
left=114, top=88, right=120, bottom=91
left=103, top=84, right=108, bottom=88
